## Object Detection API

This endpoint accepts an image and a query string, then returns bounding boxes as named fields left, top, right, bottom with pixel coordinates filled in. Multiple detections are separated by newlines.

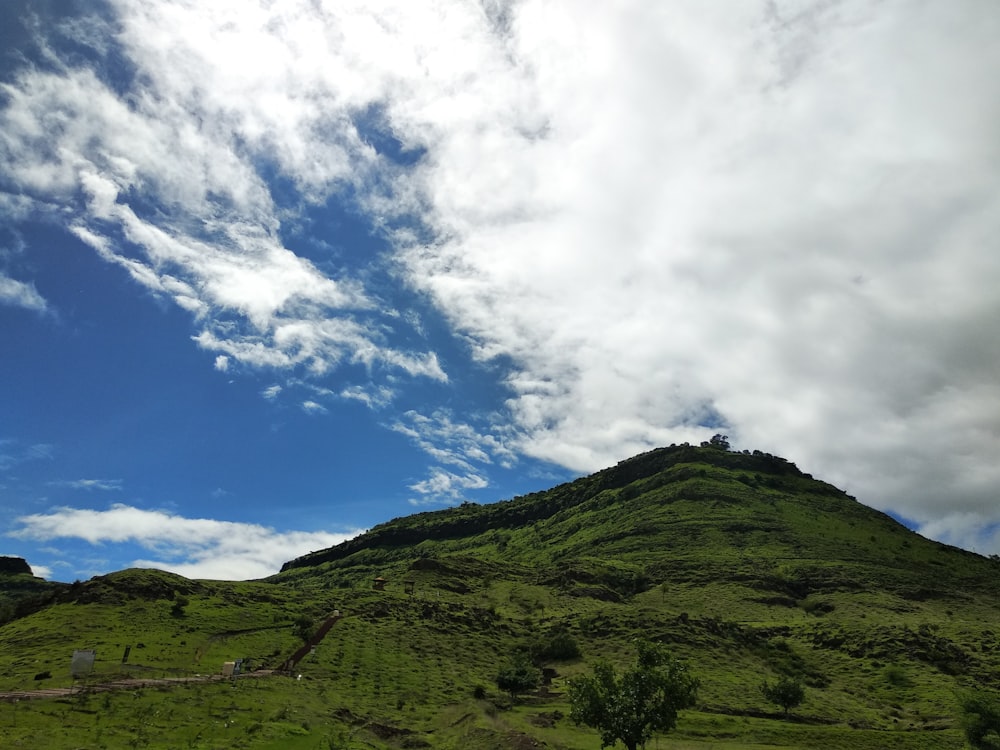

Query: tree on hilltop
left=701, top=433, right=731, bottom=450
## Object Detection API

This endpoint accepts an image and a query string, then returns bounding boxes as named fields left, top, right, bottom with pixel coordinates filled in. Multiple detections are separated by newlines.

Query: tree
left=761, top=676, right=805, bottom=717
left=170, top=595, right=189, bottom=617
left=293, top=615, right=314, bottom=643
left=701, top=433, right=730, bottom=450
left=959, top=690, right=1000, bottom=749
left=495, top=652, right=540, bottom=701
left=568, top=640, right=698, bottom=750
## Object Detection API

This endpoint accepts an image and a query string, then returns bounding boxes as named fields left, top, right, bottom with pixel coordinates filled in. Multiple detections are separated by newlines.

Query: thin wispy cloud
left=339, top=385, right=395, bottom=409
left=0, top=441, right=54, bottom=471
left=392, top=410, right=515, bottom=471
left=50, top=479, right=123, bottom=492
left=392, top=409, right=513, bottom=506
left=0, top=275, right=47, bottom=312
left=301, top=400, right=328, bottom=415
left=9, top=504, right=363, bottom=580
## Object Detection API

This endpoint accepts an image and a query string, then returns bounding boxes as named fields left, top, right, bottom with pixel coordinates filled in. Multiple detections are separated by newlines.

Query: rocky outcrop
left=0, top=556, right=33, bottom=576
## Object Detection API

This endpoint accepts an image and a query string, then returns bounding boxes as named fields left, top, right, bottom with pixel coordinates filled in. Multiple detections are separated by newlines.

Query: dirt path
left=0, top=670, right=275, bottom=703
left=1, top=612, right=343, bottom=703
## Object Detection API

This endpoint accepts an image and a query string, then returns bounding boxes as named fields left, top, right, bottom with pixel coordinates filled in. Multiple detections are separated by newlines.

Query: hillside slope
left=2, top=443, right=999, bottom=749
left=279, top=443, right=996, bottom=603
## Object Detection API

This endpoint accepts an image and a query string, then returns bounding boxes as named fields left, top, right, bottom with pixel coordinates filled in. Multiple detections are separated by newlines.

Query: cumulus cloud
left=9, top=504, right=363, bottom=580
left=29, top=562, right=53, bottom=579
left=384, top=1, right=1000, bottom=532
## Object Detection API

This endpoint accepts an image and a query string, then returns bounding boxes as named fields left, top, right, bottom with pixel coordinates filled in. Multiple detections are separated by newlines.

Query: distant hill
left=2, top=443, right=999, bottom=749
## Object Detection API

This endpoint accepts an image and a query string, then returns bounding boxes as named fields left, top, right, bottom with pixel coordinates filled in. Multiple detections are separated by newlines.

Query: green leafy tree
left=495, top=652, right=540, bottom=701
left=761, top=676, right=805, bottom=717
left=959, top=690, right=1000, bottom=749
left=568, top=640, right=698, bottom=750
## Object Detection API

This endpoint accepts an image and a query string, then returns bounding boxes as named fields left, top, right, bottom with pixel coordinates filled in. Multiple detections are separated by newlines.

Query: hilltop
left=1, top=443, right=999, bottom=749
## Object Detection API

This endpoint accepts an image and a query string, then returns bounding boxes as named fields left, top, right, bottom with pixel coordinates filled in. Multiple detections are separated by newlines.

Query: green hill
left=2, top=443, right=999, bottom=749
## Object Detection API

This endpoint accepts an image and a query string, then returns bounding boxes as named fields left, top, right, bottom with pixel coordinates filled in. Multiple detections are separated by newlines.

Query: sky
left=2, top=0, right=998, bottom=582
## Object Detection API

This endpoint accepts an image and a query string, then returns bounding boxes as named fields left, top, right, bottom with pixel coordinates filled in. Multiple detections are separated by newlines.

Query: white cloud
left=9, top=504, right=363, bottom=580
left=28, top=562, right=53, bottom=579
left=261, top=384, right=282, bottom=400
left=382, top=1, right=1000, bottom=535
left=301, top=400, right=328, bottom=415
left=391, top=409, right=516, bottom=471
left=407, top=468, right=488, bottom=506
left=0, top=274, right=48, bottom=312
left=0, top=4, right=445, bottom=388
left=214, top=355, right=230, bottom=372
left=339, top=384, right=395, bottom=409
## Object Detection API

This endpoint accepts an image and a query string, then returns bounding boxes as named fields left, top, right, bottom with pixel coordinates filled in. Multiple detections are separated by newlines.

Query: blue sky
left=3, top=0, right=999, bottom=580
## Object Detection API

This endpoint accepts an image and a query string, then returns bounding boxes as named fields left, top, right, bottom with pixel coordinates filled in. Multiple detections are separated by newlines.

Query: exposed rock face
left=0, top=556, right=33, bottom=576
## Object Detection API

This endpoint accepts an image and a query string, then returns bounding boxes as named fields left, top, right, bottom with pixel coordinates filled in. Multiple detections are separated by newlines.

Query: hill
left=1, top=443, right=999, bottom=749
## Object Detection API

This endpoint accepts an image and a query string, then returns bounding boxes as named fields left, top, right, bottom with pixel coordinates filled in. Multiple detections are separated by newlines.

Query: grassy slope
left=2, top=444, right=999, bottom=748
